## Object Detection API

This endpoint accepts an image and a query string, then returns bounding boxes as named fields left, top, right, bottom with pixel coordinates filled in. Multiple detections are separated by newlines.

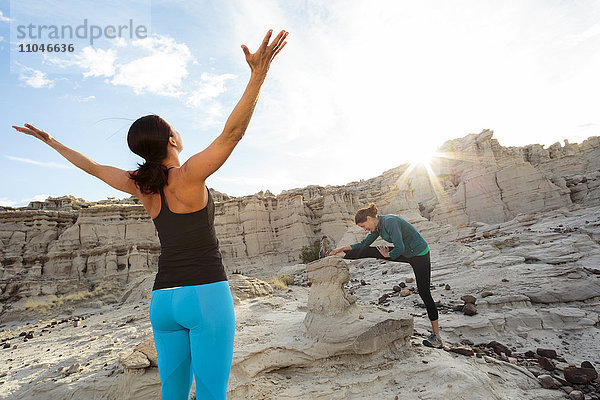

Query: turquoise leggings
left=149, top=280, right=235, bottom=399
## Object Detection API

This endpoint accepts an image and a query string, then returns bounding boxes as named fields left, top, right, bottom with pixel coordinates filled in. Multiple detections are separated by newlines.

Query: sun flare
left=405, top=147, right=438, bottom=166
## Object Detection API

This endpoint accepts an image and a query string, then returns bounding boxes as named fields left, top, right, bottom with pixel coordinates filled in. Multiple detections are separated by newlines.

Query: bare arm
left=11, top=124, right=140, bottom=196
left=11, top=124, right=94, bottom=171
left=182, top=29, right=288, bottom=182
left=329, top=245, right=353, bottom=255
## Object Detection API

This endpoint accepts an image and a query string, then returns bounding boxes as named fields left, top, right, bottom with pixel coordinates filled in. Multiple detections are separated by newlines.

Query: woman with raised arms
left=13, top=29, right=288, bottom=400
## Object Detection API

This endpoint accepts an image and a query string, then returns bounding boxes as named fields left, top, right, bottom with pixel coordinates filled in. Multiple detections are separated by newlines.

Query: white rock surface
left=1, top=132, right=599, bottom=399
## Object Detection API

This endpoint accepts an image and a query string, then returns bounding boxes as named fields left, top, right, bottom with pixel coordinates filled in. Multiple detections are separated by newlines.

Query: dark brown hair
left=355, top=202, right=378, bottom=224
left=127, top=114, right=173, bottom=195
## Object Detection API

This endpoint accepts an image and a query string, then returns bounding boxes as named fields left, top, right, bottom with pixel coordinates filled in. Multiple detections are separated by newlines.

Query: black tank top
left=151, top=170, right=227, bottom=291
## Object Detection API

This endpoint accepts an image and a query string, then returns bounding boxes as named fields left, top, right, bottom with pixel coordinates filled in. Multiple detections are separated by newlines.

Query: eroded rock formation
left=1, top=131, right=599, bottom=303
left=117, top=260, right=412, bottom=397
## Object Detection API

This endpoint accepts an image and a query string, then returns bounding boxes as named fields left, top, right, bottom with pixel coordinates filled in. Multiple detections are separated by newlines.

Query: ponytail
left=126, top=114, right=173, bottom=195
left=128, top=160, right=170, bottom=195
left=355, top=202, right=378, bottom=224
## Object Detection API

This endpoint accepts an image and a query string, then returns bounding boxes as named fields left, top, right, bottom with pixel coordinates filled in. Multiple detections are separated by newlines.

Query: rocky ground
left=0, top=203, right=599, bottom=399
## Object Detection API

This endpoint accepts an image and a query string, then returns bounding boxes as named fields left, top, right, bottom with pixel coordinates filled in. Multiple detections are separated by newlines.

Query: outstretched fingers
left=241, top=44, right=251, bottom=57
left=12, top=123, right=52, bottom=142
left=12, top=125, right=33, bottom=134
left=269, top=31, right=287, bottom=54
left=24, top=123, right=42, bottom=133
left=261, top=29, right=273, bottom=49
left=271, top=40, right=287, bottom=61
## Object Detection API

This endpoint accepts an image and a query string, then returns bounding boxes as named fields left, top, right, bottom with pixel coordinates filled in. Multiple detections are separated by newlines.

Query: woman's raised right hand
left=241, top=29, right=288, bottom=77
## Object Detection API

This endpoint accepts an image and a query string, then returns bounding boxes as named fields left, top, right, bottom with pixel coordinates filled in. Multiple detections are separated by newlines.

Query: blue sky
left=1, top=0, right=599, bottom=207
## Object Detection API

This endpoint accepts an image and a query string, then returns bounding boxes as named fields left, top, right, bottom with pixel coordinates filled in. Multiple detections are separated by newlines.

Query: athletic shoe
left=423, top=333, right=443, bottom=348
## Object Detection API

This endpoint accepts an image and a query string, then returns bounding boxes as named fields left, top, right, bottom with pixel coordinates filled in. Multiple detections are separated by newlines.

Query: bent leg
left=149, top=290, right=193, bottom=400
left=409, top=252, right=439, bottom=321
left=343, top=246, right=394, bottom=260
left=173, top=281, right=235, bottom=400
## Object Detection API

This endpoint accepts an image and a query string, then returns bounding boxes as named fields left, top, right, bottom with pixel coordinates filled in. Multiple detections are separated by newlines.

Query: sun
left=405, top=147, right=438, bottom=166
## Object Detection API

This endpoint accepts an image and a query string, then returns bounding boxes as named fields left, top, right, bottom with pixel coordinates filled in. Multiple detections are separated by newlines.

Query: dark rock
left=393, top=286, right=401, bottom=292
left=501, top=278, right=509, bottom=282
left=584, top=267, right=600, bottom=275
left=473, top=347, right=485, bottom=355
left=399, top=282, right=406, bottom=288
left=487, top=341, right=512, bottom=356
left=463, top=303, right=478, bottom=316
left=449, top=347, right=474, bottom=356
left=378, top=294, right=390, bottom=304
left=382, top=270, right=388, bottom=275
left=524, top=350, right=536, bottom=358
left=580, top=361, right=595, bottom=371
left=538, top=356, right=556, bottom=371
left=563, top=366, right=597, bottom=385
left=445, top=284, right=451, bottom=290
left=537, top=348, right=557, bottom=359
left=481, top=291, right=494, bottom=298
left=460, top=339, right=474, bottom=346
left=360, top=280, right=366, bottom=286
left=461, top=295, right=477, bottom=304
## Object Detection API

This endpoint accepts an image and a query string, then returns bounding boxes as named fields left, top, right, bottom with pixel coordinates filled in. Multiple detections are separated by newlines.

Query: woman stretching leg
left=330, top=203, right=443, bottom=348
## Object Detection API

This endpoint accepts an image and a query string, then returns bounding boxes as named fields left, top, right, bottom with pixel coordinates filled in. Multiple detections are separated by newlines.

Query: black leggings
left=343, top=247, right=439, bottom=321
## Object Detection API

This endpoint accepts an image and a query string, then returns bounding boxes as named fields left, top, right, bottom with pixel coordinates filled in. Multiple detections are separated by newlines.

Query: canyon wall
left=1, top=130, right=598, bottom=300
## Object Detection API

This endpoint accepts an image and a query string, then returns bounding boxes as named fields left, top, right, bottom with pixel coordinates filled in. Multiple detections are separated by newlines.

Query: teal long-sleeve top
left=350, top=214, right=429, bottom=259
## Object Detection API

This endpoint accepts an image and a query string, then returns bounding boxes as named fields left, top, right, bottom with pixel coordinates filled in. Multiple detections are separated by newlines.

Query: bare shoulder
left=135, top=167, right=207, bottom=218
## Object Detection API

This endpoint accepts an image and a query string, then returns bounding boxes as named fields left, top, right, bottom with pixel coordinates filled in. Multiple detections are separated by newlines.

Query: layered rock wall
left=1, top=131, right=598, bottom=299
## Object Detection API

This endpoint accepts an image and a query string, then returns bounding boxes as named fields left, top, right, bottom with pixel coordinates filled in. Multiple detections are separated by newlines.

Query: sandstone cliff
left=1, top=130, right=598, bottom=302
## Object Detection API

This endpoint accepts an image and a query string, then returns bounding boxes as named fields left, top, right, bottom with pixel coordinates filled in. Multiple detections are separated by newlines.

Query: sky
left=1, top=0, right=599, bottom=207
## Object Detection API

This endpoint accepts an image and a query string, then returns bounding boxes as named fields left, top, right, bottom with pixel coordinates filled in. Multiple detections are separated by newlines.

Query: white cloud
left=4, top=155, right=76, bottom=169
left=562, top=24, right=600, bottom=46
left=186, top=72, right=237, bottom=107
left=185, top=72, right=237, bottom=125
left=46, top=46, right=117, bottom=78
left=114, top=37, right=127, bottom=47
left=58, top=94, right=96, bottom=102
left=42, top=33, right=234, bottom=121
left=111, top=35, right=194, bottom=96
left=28, top=194, right=55, bottom=202
left=0, top=11, right=11, bottom=22
left=77, top=47, right=117, bottom=78
left=0, top=36, right=4, bottom=42
left=0, top=197, right=19, bottom=207
left=18, top=66, right=55, bottom=88
left=0, top=194, right=57, bottom=208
